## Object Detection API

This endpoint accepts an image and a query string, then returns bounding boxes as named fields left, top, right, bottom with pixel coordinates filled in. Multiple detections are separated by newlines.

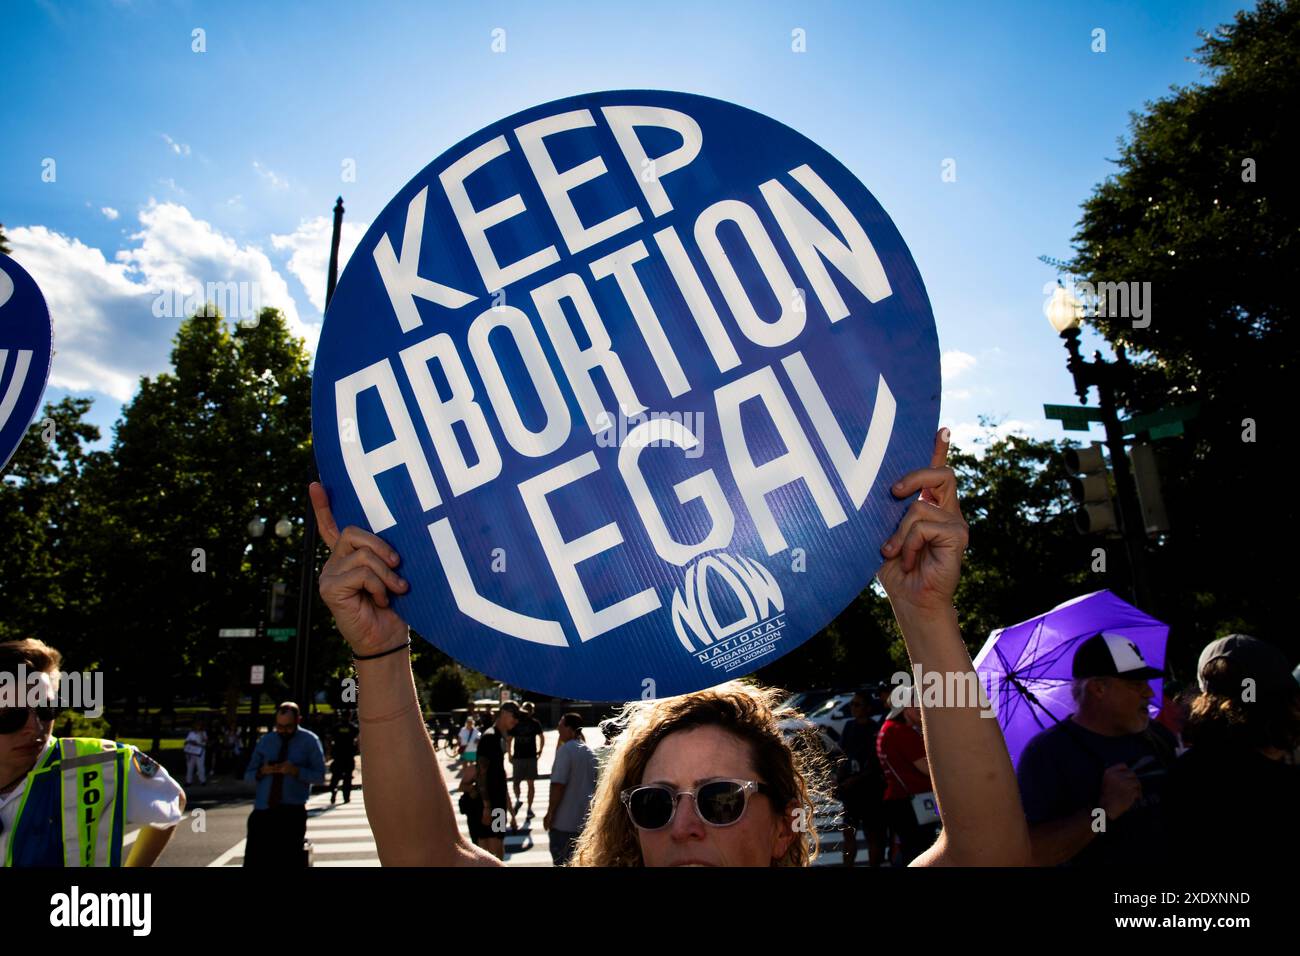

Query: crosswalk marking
left=207, top=735, right=887, bottom=866
left=312, top=840, right=379, bottom=855
left=208, top=787, right=377, bottom=866
left=315, top=858, right=381, bottom=867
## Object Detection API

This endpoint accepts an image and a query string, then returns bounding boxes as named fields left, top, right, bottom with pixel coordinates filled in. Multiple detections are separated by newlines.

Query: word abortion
left=335, top=103, right=902, bottom=645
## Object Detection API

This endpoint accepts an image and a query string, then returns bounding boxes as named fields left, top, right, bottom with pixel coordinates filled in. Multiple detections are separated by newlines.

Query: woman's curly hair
left=569, top=680, right=830, bottom=867
left=1184, top=656, right=1300, bottom=753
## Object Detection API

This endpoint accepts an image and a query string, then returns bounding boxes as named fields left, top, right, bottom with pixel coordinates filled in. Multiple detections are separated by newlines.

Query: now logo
left=311, top=91, right=939, bottom=700
left=671, top=552, right=784, bottom=652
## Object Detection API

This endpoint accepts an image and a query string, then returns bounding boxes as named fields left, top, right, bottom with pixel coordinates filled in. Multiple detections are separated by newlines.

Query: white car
left=805, top=693, right=865, bottom=742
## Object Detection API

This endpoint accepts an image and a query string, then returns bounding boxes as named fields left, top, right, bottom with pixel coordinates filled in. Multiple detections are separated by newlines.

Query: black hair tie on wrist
left=352, top=638, right=412, bottom=662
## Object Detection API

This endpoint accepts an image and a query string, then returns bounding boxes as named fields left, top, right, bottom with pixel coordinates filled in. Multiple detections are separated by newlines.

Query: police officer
left=0, top=638, right=185, bottom=867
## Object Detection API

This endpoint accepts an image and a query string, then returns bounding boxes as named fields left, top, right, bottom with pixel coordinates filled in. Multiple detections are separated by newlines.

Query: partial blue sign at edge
left=312, top=90, right=941, bottom=701
left=0, top=253, right=55, bottom=475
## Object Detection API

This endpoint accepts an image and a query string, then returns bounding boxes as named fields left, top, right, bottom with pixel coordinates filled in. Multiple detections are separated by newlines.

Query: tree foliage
left=759, top=426, right=1101, bottom=689
left=0, top=307, right=353, bottom=719
left=1070, top=0, right=1297, bottom=667
left=0, top=398, right=109, bottom=652
left=8, top=3, right=1295, bottom=708
left=423, top=664, right=474, bottom=712
left=94, top=307, right=337, bottom=710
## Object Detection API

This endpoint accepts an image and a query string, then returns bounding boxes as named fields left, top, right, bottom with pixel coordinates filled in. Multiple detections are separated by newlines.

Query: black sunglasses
left=0, top=706, right=59, bottom=735
left=620, top=778, right=772, bottom=830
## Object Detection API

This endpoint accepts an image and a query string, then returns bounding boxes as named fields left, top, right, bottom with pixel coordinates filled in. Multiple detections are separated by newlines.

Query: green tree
left=424, top=664, right=473, bottom=712
left=0, top=223, right=11, bottom=255
left=84, top=307, right=341, bottom=717
left=946, top=428, right=1098, bottom=651
left=0, top=398, right=109, bottom=657
left=759, top=426, right=1098, bottom=689
left=1069, top=0, right=1298, bottom=667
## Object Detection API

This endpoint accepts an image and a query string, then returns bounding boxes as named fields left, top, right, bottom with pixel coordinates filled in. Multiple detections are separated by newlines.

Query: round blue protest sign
left=313, top=91, right=939, bottom=700
left=0, top=253, right=54, bottom=476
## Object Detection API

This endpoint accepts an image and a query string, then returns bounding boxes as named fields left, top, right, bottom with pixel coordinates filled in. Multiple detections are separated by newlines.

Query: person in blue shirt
left=243, top=702, right=325, bottom=866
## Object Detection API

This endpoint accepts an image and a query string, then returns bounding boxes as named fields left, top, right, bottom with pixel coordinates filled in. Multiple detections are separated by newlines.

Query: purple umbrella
left=972, top=590, right=1169, bottom=768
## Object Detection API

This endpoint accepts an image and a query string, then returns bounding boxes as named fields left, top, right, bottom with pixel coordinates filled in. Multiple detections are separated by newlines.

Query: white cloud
left=10, top=203, right=315, bottom=403
left=252, top=160, right=289, bottom=190
left=101, top=207, right=119, bottom=220
left=941, top=349, right=977, bottom=380
left=270, top=215, right=368, bottom=313
left=947, top=418, right=1051, bottom=456
left=9, top=225, right=166, bottom=402
left=161, top=133, right=191, bottom=157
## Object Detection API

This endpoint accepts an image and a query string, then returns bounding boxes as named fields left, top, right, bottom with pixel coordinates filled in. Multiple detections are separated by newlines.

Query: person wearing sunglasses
left=308, top=427, right=1031, bottom=866
left=1, top=638, right=185, bottom=867
left=571, top=681, right=816, bottom=865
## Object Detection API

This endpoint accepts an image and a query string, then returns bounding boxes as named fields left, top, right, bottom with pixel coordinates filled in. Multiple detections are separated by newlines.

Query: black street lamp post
left=1049, top=288, right=1153, bottom=611
left=291, top=197, right=344, bottom=712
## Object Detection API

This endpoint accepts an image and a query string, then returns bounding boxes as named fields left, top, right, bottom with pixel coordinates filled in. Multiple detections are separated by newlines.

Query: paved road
left=152, top=729, right=878, bottom=866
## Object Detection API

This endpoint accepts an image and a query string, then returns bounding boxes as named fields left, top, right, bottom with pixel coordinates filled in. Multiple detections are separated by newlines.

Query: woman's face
left=635, top=725, right=795, bottom=867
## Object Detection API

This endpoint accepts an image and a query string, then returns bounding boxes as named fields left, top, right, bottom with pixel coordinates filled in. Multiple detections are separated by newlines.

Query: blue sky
left=1, top=0, right=1249, bottom=452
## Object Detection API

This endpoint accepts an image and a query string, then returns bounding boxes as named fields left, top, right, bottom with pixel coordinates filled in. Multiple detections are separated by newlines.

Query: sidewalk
left=175, top=773, right=257, bottom=801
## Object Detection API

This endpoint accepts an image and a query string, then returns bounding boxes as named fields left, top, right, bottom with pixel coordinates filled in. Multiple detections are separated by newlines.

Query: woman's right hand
left=309, top=481, right=411, bottom=656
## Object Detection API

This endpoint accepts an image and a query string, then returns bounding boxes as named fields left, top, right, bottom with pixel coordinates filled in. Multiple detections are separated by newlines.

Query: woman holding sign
left=309, top=428, right=1030, bottom=866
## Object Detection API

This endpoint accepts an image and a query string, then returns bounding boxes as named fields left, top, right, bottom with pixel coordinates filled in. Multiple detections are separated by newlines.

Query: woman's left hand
left=876, top=427, right=968, bottom=618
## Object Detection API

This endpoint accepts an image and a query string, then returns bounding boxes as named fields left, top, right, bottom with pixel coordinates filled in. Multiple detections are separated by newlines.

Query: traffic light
left=1128, top=443, right=1171, bottom=534
left=268, top=580, right=288, bottom=623
left=1063, top=443, right=1118, bottom=534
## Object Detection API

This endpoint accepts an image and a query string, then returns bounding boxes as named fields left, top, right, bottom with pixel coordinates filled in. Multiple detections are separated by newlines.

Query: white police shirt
left=0, top=738, right=185, bottom=862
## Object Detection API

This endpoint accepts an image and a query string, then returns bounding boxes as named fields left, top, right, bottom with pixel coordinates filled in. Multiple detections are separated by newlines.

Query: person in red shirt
left=877, top=686, right=937, bottom=865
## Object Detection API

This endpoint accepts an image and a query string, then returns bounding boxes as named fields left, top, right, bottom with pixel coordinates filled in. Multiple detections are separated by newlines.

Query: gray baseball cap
left=1196, top=634, right=1294, bottom=695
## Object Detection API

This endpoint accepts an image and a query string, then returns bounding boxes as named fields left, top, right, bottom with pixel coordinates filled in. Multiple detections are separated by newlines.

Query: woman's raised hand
left=876, top=428, right=968, bottom=619
left=309, top=481, right=411, bottom=656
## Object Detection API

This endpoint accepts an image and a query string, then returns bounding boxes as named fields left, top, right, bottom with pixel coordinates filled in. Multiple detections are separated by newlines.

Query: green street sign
left=1044, top=404, right=1104, bottom=432
left=267, top=627, right=295, bottom=642
left=1120, top=403, right=1200, bottom=438
left=1148, top=422, right=1184, bottom=439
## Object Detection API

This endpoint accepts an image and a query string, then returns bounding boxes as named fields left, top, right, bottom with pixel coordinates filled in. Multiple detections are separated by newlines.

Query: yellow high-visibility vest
left=5, top=737, right=131, bottom=867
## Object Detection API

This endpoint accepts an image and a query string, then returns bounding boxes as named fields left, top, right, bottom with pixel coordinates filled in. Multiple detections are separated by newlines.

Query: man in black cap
left=1016, top=632, right=1177, bottom=866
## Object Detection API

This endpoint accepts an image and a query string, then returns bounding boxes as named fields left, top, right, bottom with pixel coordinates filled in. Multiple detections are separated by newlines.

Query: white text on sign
left=335, top=103, right=898, bottom=647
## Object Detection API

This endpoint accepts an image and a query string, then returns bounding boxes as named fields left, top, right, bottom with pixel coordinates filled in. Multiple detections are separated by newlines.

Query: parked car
left=806, top=690, right=886, bottom=742
left=803, top=693, right=854, bottom=741
left=779, top=688, right=838, bottom=719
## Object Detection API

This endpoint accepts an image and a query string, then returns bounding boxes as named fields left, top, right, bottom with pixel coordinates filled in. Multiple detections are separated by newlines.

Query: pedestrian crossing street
left=207, top=742, right=880, bottom=866
left=207, top=786, right=381, bottom=867
left=436, top=739, right=877, bottom=866
left=442, top=740, right=567, bottom=867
